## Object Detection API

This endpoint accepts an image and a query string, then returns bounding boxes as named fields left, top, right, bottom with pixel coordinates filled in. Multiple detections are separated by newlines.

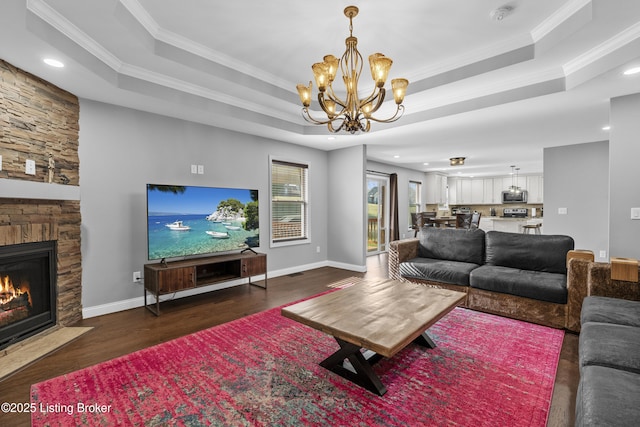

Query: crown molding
left=531, top=0, right=592, bottom=42
left=27, top=0, right=122, bottom=71
left=563, top=20, right=640, bottom=75
left=118, top=0, right=293, bottom=92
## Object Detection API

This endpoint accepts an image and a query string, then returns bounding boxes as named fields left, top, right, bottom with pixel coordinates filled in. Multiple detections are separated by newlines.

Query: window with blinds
left=270, top=159, right=309, bottom=245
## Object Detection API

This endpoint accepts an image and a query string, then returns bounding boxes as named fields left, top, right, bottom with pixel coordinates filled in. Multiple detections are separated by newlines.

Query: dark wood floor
left=0, top=254, right=578, bottom=426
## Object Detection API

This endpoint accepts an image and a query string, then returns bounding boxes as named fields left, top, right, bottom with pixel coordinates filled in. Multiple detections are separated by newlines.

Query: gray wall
left=327, top=145, right=367, bottom=270
left=79, top=100, right=330, bottom=313
left=610, top=93, right=640, bottom=259
left=543, top=141, right=609, bottom=260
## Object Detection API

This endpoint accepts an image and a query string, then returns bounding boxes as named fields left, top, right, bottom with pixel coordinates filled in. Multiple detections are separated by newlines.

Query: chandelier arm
left=325, top=86, right=347, bottom=110
left=301, top=108, right=338, bottom=126
left=366, top=105, right=405, bottom=124
left=360, top=88, right=386, bottom=116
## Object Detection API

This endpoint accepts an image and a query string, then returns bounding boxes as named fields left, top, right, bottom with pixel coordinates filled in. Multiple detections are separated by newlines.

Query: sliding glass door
left=366, top=174, right=389, bottom=254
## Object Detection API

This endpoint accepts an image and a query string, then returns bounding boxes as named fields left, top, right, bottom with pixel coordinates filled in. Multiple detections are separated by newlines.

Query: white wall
left=79, top=100, right=331, bottom=315
left=610, top=93, right=640, bottom=259
left=543, top=141, right=609, bottom=260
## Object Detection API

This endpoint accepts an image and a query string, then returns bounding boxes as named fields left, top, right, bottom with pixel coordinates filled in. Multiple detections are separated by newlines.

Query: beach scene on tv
left=147, top=185, right=259, bottom=260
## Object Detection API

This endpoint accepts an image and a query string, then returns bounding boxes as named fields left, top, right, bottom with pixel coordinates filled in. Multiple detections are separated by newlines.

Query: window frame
left=408, top=180, right=422, bottom=230
left=269, top=156, right=311, bottom=248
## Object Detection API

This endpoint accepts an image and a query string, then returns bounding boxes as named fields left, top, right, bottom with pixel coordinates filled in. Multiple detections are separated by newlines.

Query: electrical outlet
left=316, top=246, right=320, bottom=253
left=631, top=208, right=640, bottom=220
left=133, top=271, right=142, bottom=283
left=25, top=159, right=36, bottom=175
left=558, top=207, right=568, bottom=215
left=197, top=165, right=204, bottom=174
left=190, top=164, right=197, bottom=174
left=599, top=250, right=607, bottom=259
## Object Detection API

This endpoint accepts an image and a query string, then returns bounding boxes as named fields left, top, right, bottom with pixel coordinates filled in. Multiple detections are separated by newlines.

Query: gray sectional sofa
left=389, top=227, right=576, bottom=328
left=576, top=296, right=640, bottom=426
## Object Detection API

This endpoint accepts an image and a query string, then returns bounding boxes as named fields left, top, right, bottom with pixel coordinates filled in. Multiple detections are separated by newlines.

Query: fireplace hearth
left=0, top=241, right=57, bottom=350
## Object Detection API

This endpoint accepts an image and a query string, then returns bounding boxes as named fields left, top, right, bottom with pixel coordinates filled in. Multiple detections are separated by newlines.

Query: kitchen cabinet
left=425, top=173, right=448, bottom=204
left=526, top=175, right=544, bottom=203
left=483, top=179, right=496, bottom=204
left=470, top=179, right=484, bottom=204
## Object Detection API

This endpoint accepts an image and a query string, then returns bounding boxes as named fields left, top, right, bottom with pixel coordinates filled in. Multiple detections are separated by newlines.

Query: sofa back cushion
left=418, top=227, right=485, bottom=265
left=485, top=231, right=574, bottom=274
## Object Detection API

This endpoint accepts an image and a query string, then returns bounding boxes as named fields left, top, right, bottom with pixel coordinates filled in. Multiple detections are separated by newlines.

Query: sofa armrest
left=388, top=238, right=419, bottom=280
left=587, top=262, right=640, bottom=301
left=566, top=258, right=591, bottom=332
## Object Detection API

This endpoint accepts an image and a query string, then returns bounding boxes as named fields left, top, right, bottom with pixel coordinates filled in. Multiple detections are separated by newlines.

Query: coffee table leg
left=414, top=331, right=436, bottom=348
left=320, top=338, right=387, bottom=396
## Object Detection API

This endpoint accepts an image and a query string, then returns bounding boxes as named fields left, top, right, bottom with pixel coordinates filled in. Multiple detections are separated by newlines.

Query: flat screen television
left=146, top=184, right=259, bottom=261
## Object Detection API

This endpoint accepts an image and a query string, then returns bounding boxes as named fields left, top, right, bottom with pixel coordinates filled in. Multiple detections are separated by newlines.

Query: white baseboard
left=82, top=260, right=366, bottom=319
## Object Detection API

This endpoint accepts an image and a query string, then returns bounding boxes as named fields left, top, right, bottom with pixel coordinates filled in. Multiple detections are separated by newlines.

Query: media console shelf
left=143, top=252, right=267, bottom=316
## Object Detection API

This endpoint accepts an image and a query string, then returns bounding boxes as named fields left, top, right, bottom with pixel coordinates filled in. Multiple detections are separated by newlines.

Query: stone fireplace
left=0, top=58, right=82, bottom=348
left=0, top=201, right=82, bottom=346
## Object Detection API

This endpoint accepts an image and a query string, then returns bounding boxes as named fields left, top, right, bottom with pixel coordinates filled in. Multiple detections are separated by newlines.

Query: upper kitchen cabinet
left=526, top=175, right=544, bottom=203
left=426, top=173, right=448, bottom=204
left=470, top=179, right=484, bottom=204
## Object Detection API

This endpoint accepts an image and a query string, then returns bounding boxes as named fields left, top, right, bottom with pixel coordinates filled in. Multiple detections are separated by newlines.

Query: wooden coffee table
left=281, top=279, right=466, bottom=395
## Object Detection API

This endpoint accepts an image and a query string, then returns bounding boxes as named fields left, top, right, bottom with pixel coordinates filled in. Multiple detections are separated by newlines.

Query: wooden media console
left=143, top=252, right=267, bottom=315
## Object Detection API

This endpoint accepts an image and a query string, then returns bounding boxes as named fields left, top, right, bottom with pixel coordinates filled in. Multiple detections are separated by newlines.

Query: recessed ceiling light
left=423, top=162, right=429, bottom=166
left=623, top=66, right=640, bottom=75
left=327, top=136, right=336, bottom=141
left=43, top=58, right=64, bottom=68
left=393, top=155, right=400, bottom=159
left=602, top=125, right=610, bottom=131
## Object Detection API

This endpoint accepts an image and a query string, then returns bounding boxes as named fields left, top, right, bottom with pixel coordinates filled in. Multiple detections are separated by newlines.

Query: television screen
left=146, top=184, right=259, bottom=260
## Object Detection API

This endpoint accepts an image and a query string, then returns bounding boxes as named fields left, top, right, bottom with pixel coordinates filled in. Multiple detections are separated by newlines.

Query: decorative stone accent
left=0, top=59, right=79, bottom=185
left=0, top=58, right=82, bottom=325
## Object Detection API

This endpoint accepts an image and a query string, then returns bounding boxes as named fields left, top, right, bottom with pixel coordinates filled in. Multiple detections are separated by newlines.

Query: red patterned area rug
left=31, top=302, right=564, bottom=426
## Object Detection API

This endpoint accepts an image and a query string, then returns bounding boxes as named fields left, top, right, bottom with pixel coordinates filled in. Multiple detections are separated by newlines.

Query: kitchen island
left=479, top=217, right=543, bottom=233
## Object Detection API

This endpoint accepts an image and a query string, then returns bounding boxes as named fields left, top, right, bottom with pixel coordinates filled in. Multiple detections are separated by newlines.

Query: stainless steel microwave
left=501, top=190, right=528, bottom=204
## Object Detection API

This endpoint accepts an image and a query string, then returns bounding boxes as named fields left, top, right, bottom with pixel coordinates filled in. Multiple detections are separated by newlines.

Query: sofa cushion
left=581, top=296, right=640, bottom=327
left=485, top=231, right=574, bottom=274
left=417, top=227, right=485, bottom=265
left=575, top=365, right=640, bottom=427
left=579, top=322, right=640, bottom=374
left=400, top=258, right=478, bottom=287
left=469, top=265, right=568, bottom=304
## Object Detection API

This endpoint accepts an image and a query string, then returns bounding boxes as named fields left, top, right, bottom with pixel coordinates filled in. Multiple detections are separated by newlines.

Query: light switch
left=190, top=164, right=197, bottom=174
left=631, top=208, right=640, bottom=220
left=25, top=159, right=36, bottom=175
left=197, top=165, right=204, bottom=175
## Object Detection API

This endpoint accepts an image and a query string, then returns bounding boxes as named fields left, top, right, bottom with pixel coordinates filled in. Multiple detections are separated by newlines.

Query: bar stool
left=522, top=223, right=542, bottom=234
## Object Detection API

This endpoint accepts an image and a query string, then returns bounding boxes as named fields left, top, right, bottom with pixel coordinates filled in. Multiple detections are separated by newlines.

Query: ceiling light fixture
left=43, top=58, right=64, bottom=68
left=296, top=6, right=409, bottom=134
left=450, top=157, right=465, bottom=166
left=623, top=66, right=640, bottom=75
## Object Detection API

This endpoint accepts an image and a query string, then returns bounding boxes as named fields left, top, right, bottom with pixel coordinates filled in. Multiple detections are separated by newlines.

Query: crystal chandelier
left=296, top=6, right=409, bottom=134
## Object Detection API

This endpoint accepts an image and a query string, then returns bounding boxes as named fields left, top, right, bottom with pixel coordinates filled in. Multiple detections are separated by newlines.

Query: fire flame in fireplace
left=0, top=275, right=31, bottom=306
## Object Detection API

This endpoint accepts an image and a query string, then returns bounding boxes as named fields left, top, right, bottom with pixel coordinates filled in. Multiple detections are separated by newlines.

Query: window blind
left=271, top=160, right=308, bottom=242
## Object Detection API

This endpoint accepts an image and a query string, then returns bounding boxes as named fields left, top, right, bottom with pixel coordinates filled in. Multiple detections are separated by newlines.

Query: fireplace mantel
left=0, top=179, right=80, bottom=201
